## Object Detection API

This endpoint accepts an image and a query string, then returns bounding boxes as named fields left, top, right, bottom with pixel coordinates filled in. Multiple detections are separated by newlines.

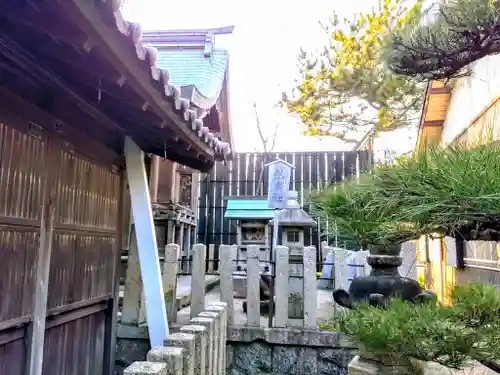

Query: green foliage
left=385, top=0, right=500, bottom=80
left=334, top=283, right=500, bottom=370
left=309, top=175, right=420, bottom=249
left=310, top=142, right=500, bottom=245
left=369, top=142, right=500, bottom=240
left=282, top=0, right=425, bottom=140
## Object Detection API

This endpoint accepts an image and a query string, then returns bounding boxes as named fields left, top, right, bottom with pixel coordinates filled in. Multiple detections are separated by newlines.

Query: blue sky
left=122, top=0, right=416, bottom=154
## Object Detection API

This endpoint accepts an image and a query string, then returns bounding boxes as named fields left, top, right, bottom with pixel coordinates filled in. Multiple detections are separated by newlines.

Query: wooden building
left=414, top=55, right=500, bottom=301
left=141, top=27, right=234, bottom=266
left=0, top=1, right=231, bottom=375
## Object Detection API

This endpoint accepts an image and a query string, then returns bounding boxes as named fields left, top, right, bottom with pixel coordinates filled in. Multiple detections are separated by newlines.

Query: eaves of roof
left=414, top=81, right=451, bottom=154
left=71, top=0, right=233, bottom=161
left=155, top=49, right=229, bottom=110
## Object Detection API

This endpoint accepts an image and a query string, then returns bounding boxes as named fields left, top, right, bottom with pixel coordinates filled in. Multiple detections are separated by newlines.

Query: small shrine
left=270, top=190, right=316, bottom=318
left=224, top=196, right=274, bottom=297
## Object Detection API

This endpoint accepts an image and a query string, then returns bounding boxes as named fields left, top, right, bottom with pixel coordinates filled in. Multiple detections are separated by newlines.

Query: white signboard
left=267, top=161, right=292, bottom=209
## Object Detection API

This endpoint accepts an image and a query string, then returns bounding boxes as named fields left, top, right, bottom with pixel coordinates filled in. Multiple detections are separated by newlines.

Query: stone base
left=227, top=326, right=355, bottom=375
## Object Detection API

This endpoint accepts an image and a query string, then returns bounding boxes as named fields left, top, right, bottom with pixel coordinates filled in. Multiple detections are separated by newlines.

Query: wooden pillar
left=27, top=139, right=58, bottom=375
left=104, top=169, right=127, bottom=374
left=124, top=137, right=168, bottom=347
left=149, top=155, right=160, bottom=203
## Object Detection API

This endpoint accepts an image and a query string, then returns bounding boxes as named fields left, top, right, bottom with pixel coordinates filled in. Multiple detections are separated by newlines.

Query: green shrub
left=328, top=283, right=500, bottom=371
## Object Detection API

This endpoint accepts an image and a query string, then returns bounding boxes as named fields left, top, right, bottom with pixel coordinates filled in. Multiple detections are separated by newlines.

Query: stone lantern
left=224, top=196, right=274, bottom=298
left=270, top=190, right=316, bottom=319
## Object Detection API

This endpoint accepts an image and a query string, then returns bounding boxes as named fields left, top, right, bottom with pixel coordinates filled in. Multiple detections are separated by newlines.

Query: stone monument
left=270, top=190, right=316, bottom=319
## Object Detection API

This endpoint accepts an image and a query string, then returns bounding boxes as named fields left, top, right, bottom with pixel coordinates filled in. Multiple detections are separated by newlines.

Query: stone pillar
left=190, top=244, right=206, bottom=318
left=303, top=246, right=317, bottom=329
left=274, top=245, right=289, bottom=328
left=198, top=311, right=220, bottom=375
left=190, top=316, right=216, bottom=375
left=164, top=333, right=195, bottom=375
left=180, top=325, right=208, bottom=375
left=147, top=347, right=184, bottom=374
left=219, top=245, right=234, bottom=326
left=246, top=245, right=260, bottom=326
left=124, top=362, right=168, bottom=375
left=205, top=303, right=228, bottom=375
left=163, top=244, right=179, bottom=323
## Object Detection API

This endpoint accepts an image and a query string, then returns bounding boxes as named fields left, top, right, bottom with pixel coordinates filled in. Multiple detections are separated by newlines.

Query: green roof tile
left=224, top=199, right=274, bottom=219
left=156, top=49, right=228, bottom=102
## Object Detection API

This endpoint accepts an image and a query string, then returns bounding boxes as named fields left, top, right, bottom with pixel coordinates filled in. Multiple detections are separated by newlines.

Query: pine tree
left=282, top=0, right=424, bottom=141
left=385, top=0, right=500, bottom=80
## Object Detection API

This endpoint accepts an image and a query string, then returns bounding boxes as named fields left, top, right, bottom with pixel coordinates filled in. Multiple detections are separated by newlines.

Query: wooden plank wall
left=0, top=110, right=121, bottom=374
left=198, top=151, right=373, bottom=252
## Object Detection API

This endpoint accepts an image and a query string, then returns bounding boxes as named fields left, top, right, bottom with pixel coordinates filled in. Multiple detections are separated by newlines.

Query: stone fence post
left=303, top=246, right=317, bottom=329
left=274, top=245, right=289, bottom=328
left=123, top=303, right=229, bottom=375
left=163, top=244, right=179, bottom=323
left=190, top=243, right=206, bottom=318
left=246, top=245, right=261, bottom=326
left=219, top=245, right=234, bottom=325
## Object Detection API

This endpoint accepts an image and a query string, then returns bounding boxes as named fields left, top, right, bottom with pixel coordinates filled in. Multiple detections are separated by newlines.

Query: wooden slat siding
left=42, top=310, right=106, bottom=375
left=46, top=147, right=120, bottom=312
left=0, top=230, right=38, bottom=323
left=198, top=151, right=372, bottom=250
left=0, top=120, right=46, bottom=221
left=0, top=330, right=26, bottom=375
left=0, top=118, right=46, bottom=326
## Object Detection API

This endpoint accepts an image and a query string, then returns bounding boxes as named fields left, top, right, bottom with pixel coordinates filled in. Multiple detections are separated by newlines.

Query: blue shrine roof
left=224, top=199, right=274, bottom=220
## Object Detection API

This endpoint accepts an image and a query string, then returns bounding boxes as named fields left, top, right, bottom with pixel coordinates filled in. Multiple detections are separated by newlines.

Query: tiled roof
left=156, top=49, right=229, bottom=110
left=106, top=2, right=232, bottom=159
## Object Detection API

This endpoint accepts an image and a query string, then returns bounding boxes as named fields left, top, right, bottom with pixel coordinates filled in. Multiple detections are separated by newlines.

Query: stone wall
left=226, top=326, right=356, bottom=375
left=122, top=301, right=228, bottom=375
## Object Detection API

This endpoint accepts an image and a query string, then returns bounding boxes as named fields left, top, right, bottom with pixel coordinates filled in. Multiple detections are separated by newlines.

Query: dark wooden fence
left=197, top=151, right=373, bottom=250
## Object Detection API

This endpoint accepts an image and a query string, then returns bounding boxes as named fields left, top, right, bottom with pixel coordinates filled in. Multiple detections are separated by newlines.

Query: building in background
left=134, top=27, right=234, bottom=268
left=0, top=1, right=232, bottom=374
left=414, top=55, right=500, bottom=301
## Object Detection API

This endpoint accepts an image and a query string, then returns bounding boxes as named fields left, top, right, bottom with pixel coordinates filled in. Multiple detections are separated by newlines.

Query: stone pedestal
left=333, top=244, right=424, bottom=309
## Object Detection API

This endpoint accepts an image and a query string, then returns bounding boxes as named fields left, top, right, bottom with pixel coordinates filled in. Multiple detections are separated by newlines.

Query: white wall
left=441, top=55, right=500, bottom=145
